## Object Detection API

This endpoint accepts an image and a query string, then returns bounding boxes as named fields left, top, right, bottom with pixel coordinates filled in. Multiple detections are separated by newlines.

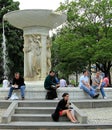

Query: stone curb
left=2, top=101, right=18, bottom=123
left=71, top=103, right=87, bottom=124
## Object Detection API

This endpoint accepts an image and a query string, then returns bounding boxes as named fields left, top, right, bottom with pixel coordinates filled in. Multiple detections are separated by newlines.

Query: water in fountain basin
left=1, top=20, right=9, bottom=76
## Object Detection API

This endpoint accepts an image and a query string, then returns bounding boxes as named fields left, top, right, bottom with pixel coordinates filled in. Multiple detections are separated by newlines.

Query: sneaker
left=103, top=96, right=107, bottom=99
left=5, top=97, right=10, bottom=100
left=93, top=93, right=99, bottom=99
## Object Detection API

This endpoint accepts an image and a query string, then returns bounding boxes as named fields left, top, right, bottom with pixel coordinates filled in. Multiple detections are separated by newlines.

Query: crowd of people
left=3, top=70, right=109, bottom=100
left=44, top=70, right=109, bottom=100
left=1, top=70, right=110, bottom=123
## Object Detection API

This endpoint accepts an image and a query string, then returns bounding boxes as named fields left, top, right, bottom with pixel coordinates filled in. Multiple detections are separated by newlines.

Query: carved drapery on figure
left=23, top=34, right=41, bottom=80
left=46, top=36, right=52, bottom=74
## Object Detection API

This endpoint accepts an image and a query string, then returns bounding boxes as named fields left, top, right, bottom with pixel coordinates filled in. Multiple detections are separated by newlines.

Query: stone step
left=15, top=107, right=55, bottom=114
left=0, top=122, right=77, bottom=129
left=0, top=121, right=112, bottom=129
left=18, top=101, right=58, bottom=107
left=1, top=100, right=87, bottom=125
left=11, top=114, right=69, bottom=122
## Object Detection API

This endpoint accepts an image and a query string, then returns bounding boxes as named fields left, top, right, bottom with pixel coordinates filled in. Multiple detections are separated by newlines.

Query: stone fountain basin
left=3, top=9, right=66, bottom=29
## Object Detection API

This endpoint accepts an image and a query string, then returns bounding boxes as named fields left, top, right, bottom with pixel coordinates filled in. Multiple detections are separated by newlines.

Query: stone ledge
left=0, top=87, right=112, bottom=100
left=73, top=99, right=112, bottom=108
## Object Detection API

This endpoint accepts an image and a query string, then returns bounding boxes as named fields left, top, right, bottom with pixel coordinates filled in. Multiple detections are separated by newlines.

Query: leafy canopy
left=52, top=0, right=112, bottom=81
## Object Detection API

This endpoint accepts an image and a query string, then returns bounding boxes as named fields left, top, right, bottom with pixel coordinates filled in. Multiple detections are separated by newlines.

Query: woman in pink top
left=103, top=77, right=109, bottom=87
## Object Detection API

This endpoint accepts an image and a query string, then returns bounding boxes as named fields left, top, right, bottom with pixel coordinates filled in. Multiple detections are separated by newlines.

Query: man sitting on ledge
left=6, top=72, right=26, bottom=100
left=79, top=70, right=99, bottom=99
left=44, top=70, right=60, bottom=100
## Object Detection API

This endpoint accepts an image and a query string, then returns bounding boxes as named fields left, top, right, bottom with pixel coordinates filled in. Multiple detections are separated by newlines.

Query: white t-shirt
left=2, top=79, right=9, bottom=88
left=79, top=75, right=89, bottom=88
left=60, top=79, right=67, bottom=87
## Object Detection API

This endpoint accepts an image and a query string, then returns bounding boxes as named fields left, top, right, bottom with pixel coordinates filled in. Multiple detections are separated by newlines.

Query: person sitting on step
left=79, top=70, right=99, bottom=99
left=52, top=93, right=77, bottom=123
left=6, top=72, right=26, bottom=100
left=44, top=70, right=60, bottom=100
left=92, top=71, right=107, bottom=99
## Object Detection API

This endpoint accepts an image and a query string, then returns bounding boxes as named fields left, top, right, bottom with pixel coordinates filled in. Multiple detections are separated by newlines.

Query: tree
left=0, top=0, right=24, bottom=81
left=52, top=0, right=112, bottom=83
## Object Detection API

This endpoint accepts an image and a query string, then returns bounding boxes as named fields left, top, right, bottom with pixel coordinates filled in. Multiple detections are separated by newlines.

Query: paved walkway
left=82, top=107, right=112, bottom=124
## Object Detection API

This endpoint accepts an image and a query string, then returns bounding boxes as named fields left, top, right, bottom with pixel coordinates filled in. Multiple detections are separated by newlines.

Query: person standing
left=92, top=71, right=107, bottom=99
left=6, top=72, right=26, bottom=100
left=79, top=70, right=99, bottom=98
left=44, top=70, right=60, bottom=100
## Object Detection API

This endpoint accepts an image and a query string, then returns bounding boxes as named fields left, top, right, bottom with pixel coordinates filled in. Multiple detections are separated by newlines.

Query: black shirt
left=55, top=99, right=68, bottom=113
left=52, top=99, right=68, bottom=121
left=13, top=77, right=25, bottom=88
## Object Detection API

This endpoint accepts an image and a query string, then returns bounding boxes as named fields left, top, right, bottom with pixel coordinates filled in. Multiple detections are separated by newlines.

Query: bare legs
left=61, top=109, right=77, bottom=123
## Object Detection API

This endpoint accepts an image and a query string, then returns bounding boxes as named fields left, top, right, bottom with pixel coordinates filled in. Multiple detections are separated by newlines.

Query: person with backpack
left=44, top=70, right=60, bottom=99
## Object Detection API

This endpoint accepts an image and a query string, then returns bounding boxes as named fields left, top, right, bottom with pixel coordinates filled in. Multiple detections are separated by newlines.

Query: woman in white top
left=2, top=77, right=9, bottom=88
left=60, top=78, right=67, bottom=87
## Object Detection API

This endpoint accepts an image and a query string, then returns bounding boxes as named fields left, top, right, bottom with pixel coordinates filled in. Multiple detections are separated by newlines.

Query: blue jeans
left=92, top=82, right=106, bottom=97
left=8, top=85, right=26, bottom=98
left=80, top=85, right=96, bottom=98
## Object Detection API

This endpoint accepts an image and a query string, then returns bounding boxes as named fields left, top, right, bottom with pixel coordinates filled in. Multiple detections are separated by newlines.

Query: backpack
left=46, top=91, right=54, bottom=99
left=51, top=112, right=59, bottom=121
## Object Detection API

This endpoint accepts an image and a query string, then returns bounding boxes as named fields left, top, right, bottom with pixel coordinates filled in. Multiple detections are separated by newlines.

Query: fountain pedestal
left=4, top=9, right=66, bottom=84
left=23, top=26, right=50, bottom=81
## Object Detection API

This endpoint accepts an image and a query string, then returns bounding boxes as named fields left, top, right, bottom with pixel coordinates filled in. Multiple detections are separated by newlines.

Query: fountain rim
left=3, top=9, right=66, bottom=20
left=3, top=9, right=67, bottom=30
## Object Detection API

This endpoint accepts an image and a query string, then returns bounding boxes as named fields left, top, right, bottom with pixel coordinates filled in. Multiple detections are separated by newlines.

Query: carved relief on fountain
left=23, top=34, right=42, bottom=80
left=46, top=36, right=52, bottom=74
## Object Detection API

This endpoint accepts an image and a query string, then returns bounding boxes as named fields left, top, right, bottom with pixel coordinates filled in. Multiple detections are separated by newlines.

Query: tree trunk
left=76, top=71, right=78, bottom=85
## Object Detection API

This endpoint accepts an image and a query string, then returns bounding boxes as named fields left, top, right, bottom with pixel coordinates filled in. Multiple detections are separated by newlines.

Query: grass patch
left=0, top=84, right=3, bottom=87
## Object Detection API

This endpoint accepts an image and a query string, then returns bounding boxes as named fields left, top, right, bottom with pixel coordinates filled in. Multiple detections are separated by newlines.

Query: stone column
left=23, top=26, right=51, bottom=81
left=41, top=35, right=47, bottom=80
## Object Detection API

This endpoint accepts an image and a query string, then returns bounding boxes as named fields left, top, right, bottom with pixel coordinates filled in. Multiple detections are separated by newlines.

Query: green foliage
left=0, top=0, right=23, bottom=80
left=52, top=0, right=112, bottom=82
left=0, top=84, right=2, bottom=87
